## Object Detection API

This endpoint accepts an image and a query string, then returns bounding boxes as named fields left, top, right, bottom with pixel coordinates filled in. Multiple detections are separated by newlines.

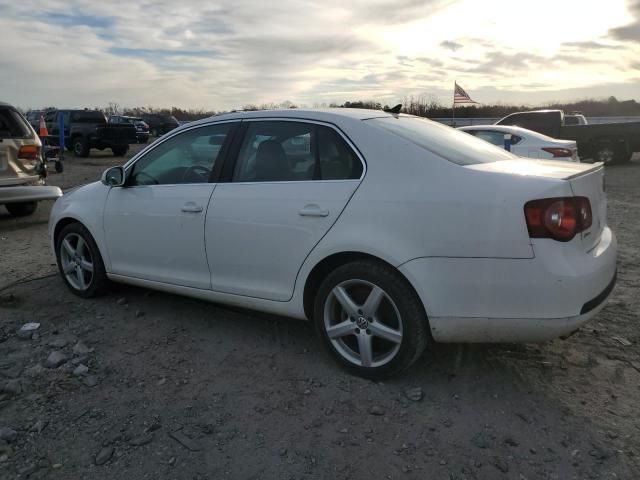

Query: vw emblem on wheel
left=356, top=316, right=368, bottom=329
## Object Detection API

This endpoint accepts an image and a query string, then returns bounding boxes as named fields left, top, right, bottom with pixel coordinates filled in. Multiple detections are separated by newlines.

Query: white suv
left=0, top=102, right=61, bottom=216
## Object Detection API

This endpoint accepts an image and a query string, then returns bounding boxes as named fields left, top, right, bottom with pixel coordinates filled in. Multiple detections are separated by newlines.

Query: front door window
left=129, top=123, right=232, bottom=185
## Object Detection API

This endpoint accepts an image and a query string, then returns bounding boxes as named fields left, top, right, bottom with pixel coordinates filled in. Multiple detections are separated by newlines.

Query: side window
left=473, top=130, right=505, bottom=146
left=233, top=121, right=316, bottom=182
left=44, top=111, right=55, bottom=124
left=499, top=113, right=523, bottom=126
left=129, top=123, right=232, bottom=186
left=510, top=135, right=523, bottom=145
left=232, top=121, right=362, bottom=183
left=318, top=127, right=363, bottom=180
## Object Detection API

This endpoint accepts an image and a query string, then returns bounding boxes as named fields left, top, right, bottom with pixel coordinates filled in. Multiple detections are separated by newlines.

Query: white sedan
left=459, top=125, right=579, bottom=161
left=49, top=109, right=617, bottom=378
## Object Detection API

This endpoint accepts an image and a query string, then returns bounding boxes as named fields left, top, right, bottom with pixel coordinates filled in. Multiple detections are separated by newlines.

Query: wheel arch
left=53, top=216, right=108, bottom=268
left=302, top=251, right=427, bottom=321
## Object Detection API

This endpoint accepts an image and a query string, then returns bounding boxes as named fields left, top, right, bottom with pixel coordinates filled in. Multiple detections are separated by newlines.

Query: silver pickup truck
left=0, top=102, right=62, bottom=216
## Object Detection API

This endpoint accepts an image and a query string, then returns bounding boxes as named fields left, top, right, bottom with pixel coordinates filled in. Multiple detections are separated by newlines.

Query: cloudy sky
left=1, top=0, right=639, bottom=110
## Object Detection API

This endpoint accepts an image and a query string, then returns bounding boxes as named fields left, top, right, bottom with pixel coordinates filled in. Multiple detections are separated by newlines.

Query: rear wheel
left=314, top=260, right=429, bottom=379
left=55, top=223, right=109, bottom=298
left=112, top=145, right=129, bottom=156
left=6, top=201, right=37, bottom=217
left=594, top=145, right=615, bottom=164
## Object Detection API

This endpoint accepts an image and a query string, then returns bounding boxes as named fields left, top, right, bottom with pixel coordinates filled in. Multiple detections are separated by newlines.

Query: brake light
left=524, top=197, right=592, bottom=242
left=542, top=147, right=573, bottom=158
left=17, top=145, right=40, bottom=160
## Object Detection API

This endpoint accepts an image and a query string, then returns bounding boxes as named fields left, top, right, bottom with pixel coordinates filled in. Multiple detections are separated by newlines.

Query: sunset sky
left=1, top=0, right=639, bottom=110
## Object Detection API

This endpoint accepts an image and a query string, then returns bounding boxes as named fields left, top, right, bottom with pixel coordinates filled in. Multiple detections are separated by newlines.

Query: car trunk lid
left=466, top=159, right=606, bottom=250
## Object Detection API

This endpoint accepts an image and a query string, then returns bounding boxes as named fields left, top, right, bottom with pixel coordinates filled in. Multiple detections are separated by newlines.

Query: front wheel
left=56, top=223, right=109, bottom=298
left=73, top=137, right=90, bottom=157
left=6, top=201, right=37, bottom=217
left=314, top=260, right=429, bottom=379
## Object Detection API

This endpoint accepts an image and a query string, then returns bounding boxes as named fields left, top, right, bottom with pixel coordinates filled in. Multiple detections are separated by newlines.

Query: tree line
left=27, top=96, right=640, bottom=121
left=330, top=96, right=640, bottom=118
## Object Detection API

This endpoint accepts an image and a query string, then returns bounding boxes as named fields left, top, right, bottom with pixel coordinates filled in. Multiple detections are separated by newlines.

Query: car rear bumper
left=0, top=185, right=63, bottom=204
left=399, top=227, right=617, bottom=342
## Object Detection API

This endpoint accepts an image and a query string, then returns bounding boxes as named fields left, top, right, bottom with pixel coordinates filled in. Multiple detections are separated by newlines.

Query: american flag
left=453, top=82, right=477, bottom=104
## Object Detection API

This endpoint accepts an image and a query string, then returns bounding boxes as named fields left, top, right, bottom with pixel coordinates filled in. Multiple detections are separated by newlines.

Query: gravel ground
left=0, top=148, right=638, bottom=479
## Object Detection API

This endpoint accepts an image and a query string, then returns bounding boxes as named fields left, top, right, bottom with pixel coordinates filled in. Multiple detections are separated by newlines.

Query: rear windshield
left=70, top=111, right=106, bottom=123
left=368, top=116, right=516, bottom=165
left=0, top=108, right=33, bottom=138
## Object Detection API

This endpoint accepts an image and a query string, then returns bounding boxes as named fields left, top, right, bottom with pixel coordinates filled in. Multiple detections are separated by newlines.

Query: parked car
left=495, top=109, right=640, bottom=163
left=459, top=125, right=579, bottom=161
left=49, top=109, right=617, bottom=378
left=0, top=102, right=61, bottom=216
left=44, top=109, right=137, bottom=157
left=140, top=113, right=179, bottom=137
left=108, top=115, right=150, bottom=143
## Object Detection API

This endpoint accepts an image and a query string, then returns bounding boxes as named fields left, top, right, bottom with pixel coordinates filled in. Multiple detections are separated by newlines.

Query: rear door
left=204, top=119, right=365, bottom=301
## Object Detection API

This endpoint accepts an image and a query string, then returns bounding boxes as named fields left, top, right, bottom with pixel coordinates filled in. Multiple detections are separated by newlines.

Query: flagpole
left=452, top=81, right=456, bottom=127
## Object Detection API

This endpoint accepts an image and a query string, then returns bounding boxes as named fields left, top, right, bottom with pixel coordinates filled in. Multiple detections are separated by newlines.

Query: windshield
left=161, top=115, right=179, bottom=123
left=368, top=116, right=516, bottom=165
left=0, top=107, right=33, bottom=138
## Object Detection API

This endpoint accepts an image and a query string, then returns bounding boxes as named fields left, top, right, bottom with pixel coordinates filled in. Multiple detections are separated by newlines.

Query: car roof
left=459, top=125, right=534, bottom=134
left=184, top=108, right=393, bottom=129
left=459, top=124, right=562, bottom=142
left=58, top=109, right=102, bottom=113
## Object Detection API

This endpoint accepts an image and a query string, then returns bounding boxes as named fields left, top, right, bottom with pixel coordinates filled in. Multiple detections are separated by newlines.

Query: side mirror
left=101, top=166, right=125, bottom=187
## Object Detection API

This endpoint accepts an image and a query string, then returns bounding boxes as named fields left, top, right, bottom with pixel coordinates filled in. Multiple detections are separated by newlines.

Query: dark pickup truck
left=496, top=109, right=640, bottom=163
left=44, top=109, right=137, bottom=157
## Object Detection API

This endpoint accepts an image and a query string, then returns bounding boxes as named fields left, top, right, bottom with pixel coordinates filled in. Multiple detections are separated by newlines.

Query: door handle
left=298, top=204, right=329, bottom=217
left=181, top=202, right=203, bottom=213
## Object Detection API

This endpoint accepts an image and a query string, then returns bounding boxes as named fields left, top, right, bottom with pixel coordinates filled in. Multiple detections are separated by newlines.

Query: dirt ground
left=0, top=146, right=639, bottom=480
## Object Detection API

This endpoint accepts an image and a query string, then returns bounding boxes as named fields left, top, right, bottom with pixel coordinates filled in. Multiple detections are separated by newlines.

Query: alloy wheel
left=323, top=279, right=403, bottom=368
left=59, top=233, right=94, bottom=291
left=596, top=147, right=615, bottom=164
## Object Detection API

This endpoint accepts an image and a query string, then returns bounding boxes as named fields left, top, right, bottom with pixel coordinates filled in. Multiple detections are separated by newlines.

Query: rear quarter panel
left=291, top=119, right=573, bottom=311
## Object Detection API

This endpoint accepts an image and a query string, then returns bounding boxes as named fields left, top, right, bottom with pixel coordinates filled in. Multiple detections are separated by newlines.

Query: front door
left=205, top=120, right=364, bottom=301
left=103, top=122, right=236, bottom=289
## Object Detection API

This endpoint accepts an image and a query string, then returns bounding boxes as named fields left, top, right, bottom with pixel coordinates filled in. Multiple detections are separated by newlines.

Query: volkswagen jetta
left=49, top=109, right=617, bottom=378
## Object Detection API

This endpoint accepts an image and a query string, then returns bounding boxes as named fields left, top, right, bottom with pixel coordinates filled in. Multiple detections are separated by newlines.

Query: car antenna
left=384, top=104, right=402, bottom=114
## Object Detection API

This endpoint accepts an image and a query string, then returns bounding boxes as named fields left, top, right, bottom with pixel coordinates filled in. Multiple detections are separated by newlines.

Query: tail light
left=17, top=145, right=40, bottom=160
left=542, top=147, right=573, bottom=158
left=524, top=197, right=592, bottom=242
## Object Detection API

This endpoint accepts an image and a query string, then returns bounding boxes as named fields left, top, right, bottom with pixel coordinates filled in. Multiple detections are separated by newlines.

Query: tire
left=593, top=145, right=616, bottom=164
left=6, top=201, right=37, bottom=217
left=112, top=145, right=129, bottom=156
left=55, top=161, right=64, bottom=173
left=313, top=260, right=429, bottom=379
left=73, top=137, right=90, bottom=157
left=55, top=222, right=109, bottom=298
